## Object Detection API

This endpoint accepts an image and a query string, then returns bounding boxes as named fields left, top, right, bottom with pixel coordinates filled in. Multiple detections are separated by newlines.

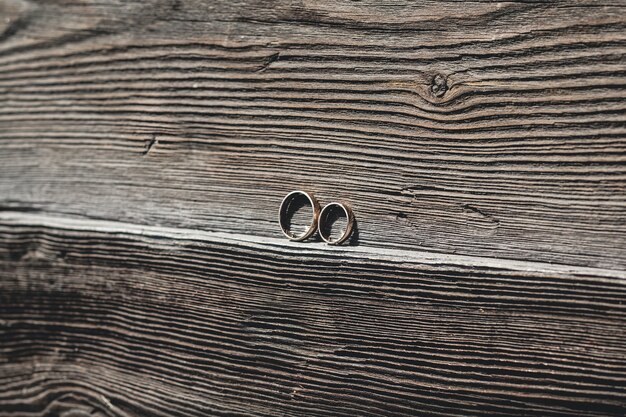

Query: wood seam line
left=0, top=211, right=624, bottom=281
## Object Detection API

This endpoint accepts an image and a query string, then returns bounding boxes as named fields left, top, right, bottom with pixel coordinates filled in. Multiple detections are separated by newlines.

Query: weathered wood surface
left=1, top=212, right=626, bottom=417
left=1, top=0, right=626, bottom=268
left=1, top=0, right=626, bottom=415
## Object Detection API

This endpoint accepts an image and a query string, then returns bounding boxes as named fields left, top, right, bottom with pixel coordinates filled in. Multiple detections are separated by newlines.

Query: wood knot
left=430, top=74, right=448, bottom=98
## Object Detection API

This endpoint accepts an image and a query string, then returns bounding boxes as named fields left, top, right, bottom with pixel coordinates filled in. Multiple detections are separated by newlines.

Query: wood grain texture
left=0, top=0, right=626, bottom=268
left=1, top=212, right=626, bottom=417
left=2, top=0, right=626, bottom=415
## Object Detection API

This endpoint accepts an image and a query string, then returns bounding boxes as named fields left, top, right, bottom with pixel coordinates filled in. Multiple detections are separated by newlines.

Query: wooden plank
left=1, top=0, right=626, bottom=268
left=0, top=212, right=625, bottom=416
left=1, top=1, right=626, bottom=415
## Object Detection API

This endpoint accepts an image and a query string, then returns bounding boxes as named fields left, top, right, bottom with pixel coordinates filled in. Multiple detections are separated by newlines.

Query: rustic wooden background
left=1, top=0, right=626, bottom=415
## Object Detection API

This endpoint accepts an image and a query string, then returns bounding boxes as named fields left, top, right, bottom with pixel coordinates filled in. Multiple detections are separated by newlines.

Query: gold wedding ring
left=278, top=190, right=320, bottom=241
left=318, top=202, right=354, bottom=245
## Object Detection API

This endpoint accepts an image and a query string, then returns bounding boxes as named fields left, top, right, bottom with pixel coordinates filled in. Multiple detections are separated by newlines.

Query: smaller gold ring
left=318, top=202, right=355, bottom=245
left=278, top=191, right=320, bottom=241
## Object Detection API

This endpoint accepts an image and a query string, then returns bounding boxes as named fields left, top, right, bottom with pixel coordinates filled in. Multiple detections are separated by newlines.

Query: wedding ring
left=318, top=202, right=354, bottom=245
left=278, top=191, right=320, bottom=241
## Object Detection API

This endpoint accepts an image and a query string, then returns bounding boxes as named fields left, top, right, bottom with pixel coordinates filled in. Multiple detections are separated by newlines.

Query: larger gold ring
left=318, top=202, right=355, bottom=245
left=278, top=190, right=320, bottom=241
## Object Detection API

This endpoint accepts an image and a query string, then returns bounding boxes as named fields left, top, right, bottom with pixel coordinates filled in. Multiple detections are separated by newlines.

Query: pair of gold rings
left=278, top=190, right=355, bottom=245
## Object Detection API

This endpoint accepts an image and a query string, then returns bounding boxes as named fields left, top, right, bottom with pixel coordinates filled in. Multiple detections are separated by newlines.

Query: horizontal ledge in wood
left=0, top=211, right=624, bottom=280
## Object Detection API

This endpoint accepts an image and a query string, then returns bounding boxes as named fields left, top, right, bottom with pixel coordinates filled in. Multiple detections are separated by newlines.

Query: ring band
left=278, top=190, right=320, bottom=241
left=318, top=202, right=355, bottom=245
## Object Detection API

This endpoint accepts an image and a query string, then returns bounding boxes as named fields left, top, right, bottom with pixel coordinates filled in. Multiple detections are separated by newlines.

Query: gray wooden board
left=0, top=0, right=625, bottom=268
left=1, top=0, right=626, bottom=415
left=0, top=213, right=625, bottom=416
